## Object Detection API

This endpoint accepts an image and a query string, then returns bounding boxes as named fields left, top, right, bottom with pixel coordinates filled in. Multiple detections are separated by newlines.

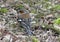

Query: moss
left=0, top=8, right=8, bottom=13
left=32, top=36, right=39, bottom=42
left=54, top=18, right=60, bottom=25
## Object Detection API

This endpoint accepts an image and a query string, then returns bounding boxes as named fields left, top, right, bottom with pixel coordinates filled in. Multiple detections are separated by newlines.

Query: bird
left=17, top=9, right=33, bottom=35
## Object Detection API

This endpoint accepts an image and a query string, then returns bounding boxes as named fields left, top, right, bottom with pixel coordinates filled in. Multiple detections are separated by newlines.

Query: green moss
left=32, top=36, right=39, bottom=42
left=54, top=5, right=60, bottom=10
left=50, top=5, right=60, bottom=11
left=54, top=18, right=60, bottom=25
left=17, top=4, right=24, bottom=9
left=0, top=8, right=8, bottom=13
left=15, top=4, right=24, bottom=9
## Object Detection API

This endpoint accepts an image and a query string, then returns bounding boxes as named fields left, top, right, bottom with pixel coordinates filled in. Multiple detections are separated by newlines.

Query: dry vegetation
left=0, top=0, right=60, bottom=42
